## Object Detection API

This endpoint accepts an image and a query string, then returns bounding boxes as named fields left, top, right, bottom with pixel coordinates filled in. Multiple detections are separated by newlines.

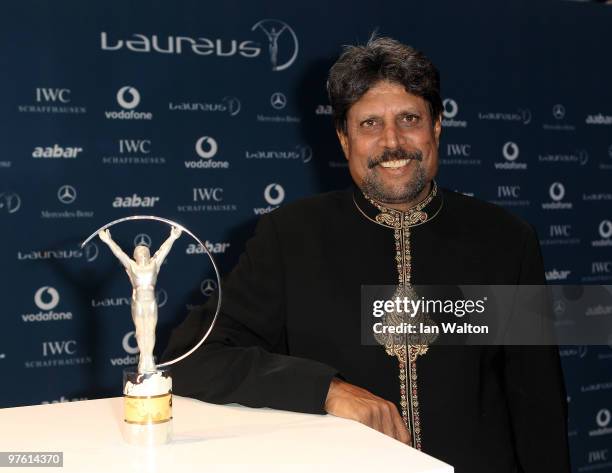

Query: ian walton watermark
left=361, top=285, right=612, bottom=346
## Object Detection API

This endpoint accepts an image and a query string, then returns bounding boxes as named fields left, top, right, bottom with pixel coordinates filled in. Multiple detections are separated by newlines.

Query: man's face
left=337, top=81, right=441, bottom=207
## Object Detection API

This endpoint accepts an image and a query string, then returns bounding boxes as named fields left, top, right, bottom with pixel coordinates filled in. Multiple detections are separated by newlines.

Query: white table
left=0, top=396, right=453, bottom=473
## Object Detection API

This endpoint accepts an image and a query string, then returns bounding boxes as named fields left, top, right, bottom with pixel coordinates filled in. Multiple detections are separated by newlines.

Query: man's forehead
left=348, top=82, right=427, bottom=117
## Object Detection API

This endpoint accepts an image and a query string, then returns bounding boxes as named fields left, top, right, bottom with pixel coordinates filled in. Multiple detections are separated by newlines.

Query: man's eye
left=400, top=114, right=418, bottom=123
left=361, top=119, right=376, bottom=127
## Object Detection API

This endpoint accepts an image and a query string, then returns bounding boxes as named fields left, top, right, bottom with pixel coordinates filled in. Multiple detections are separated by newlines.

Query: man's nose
left=381, top=123, right=402, bottom=149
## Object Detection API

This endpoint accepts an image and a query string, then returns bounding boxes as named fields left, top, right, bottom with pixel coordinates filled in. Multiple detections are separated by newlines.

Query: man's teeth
left=380, top=159, right=409, bottom=168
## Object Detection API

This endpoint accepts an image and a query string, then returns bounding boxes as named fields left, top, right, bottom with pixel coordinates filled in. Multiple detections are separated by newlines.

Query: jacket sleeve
left=503, top=224, right=571, bottom=473
left=161, top=213, right=338, bottom=414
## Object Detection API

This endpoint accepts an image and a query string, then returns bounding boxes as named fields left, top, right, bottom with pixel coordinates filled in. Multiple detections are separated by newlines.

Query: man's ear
left=433, top=114, right=442, bottom=146
left=336, top=128, right=349, bottom=160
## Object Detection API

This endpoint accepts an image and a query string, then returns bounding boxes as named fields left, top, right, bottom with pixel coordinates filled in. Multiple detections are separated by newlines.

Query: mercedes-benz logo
left=0, top=192, right=21, bottom=214
left=133, top=233, right=152, bottom=248
left=57, top=185, right=77, bottom=204
left=442, top=98, right=458, bottom=119
left=200, top=279, right=218, bottom=297
left=552, top=104, right=565, bottom=120
left=553, top=299, right=566, bottom=317
left=270, top=92, right=287, bottom=110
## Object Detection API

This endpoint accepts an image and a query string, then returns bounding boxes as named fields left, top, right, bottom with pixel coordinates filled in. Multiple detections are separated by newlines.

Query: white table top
left=0, top=396, right=453, bottom=473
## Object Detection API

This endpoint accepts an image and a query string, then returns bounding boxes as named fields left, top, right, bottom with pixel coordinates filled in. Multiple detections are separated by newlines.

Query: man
left=163, top=37, right=570, bottom=473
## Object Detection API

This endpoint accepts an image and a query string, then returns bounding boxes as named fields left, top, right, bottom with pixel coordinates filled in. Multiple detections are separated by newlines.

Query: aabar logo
left=186, top=241, right=231, bottom=255
left=32, top=145, right=83, bottom=159
left=112, top=194, right=160, bottom=208
left=34, top=286, right=60, bottom=310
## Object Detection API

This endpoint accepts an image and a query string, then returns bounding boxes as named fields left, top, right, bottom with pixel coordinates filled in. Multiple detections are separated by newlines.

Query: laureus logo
left=0, top=192, right=21, bottom=214
left=251, top=19, right=299, bottom=71
left=34, top=286, right=60, bottom=311
left=117, top=86, right=141, bottom=109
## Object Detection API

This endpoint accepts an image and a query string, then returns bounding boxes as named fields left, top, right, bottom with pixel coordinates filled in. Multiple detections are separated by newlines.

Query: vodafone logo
left=117, top=86, right=141, bottom=110
left=195, top=136, right=218, bottom=159
left=502, top=142, right=520, bottom=161
left=122, top=331, right=139, bottom=355
left=550, top=182, right=565, bottom=202
left=443, top=98, right=458, bottom=119
left=264, top=183, right=285, bottom=205
left=34, top=286, right=60, bottom=310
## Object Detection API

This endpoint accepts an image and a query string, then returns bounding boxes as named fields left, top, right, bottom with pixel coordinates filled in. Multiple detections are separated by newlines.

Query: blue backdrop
left=1, top=1, right=611, bottom=471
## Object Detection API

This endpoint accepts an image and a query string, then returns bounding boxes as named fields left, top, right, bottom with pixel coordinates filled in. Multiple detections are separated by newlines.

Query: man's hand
left=324, top=378, right=411, bottom=445
left=99, top=229, right=111, bottom=243
left=171, top=226, right=182, bottom=239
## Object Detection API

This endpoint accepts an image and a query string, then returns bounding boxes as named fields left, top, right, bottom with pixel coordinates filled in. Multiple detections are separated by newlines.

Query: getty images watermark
left=361, top=285, right=612, bottom=346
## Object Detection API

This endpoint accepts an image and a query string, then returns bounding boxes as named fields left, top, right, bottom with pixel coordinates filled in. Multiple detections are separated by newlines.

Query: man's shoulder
left=441, top=188, right=534, bottom=238
left=269, top=189, right=352, bottom=223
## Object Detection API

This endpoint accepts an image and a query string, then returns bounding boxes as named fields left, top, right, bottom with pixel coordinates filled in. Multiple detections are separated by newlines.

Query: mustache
left=367, top=148, right=423, bottom=169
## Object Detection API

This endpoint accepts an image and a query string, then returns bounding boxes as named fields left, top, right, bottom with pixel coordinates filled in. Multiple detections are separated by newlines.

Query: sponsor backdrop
left=1, top=1, right=611, bottom=470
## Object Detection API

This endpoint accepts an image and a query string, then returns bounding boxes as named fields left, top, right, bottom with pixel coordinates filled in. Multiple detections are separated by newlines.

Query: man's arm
left=99, top=229, right=132, bottom=270
left=162, top=213, right=338, bottom=414
left=152, top=226, right=181, bottom=271
left=504, top=224, right=571, bottom=473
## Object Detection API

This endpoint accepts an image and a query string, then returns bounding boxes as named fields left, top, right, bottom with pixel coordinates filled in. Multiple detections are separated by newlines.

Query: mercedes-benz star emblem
left=57, top=185, right=77, bottom=204
left=270, top=92, right=287, bottom=110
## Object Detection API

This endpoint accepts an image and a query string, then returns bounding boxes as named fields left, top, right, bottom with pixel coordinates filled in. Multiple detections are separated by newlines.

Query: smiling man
left=164, top=37, right=570, bottom=473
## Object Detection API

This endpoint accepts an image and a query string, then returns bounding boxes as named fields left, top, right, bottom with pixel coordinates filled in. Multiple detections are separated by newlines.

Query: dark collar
left=353, top=181, right=444, bottom=229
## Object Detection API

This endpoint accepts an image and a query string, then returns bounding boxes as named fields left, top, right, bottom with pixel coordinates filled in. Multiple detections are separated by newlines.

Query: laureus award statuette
left=82, top=216, right=221, bottom=446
